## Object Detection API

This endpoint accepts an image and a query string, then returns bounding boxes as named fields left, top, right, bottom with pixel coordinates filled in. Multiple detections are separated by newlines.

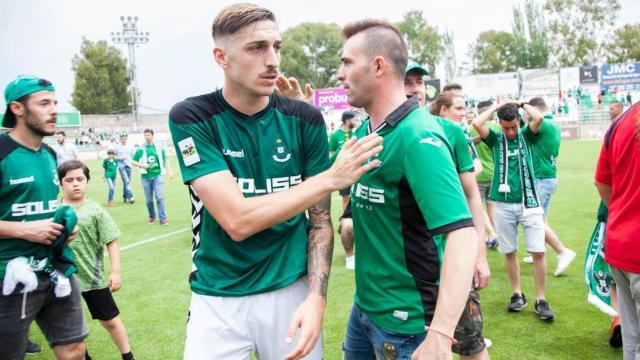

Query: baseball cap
left=405, top=61, right=429, bottom=76
left=341, top=111, right=355, bottom=122
left=3, top=75, right=55, bottom=128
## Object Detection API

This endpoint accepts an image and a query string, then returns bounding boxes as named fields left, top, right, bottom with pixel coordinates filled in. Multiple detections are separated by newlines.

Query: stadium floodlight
left=111, top=16, right=150, bottom=132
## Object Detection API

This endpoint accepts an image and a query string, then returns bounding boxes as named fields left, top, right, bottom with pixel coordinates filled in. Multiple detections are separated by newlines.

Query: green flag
left=584, top=207, right=616, bottom=316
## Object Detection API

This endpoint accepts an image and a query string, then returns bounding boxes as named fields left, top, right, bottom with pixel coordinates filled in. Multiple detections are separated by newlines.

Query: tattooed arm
left=284, top=195, right=334, bottom=360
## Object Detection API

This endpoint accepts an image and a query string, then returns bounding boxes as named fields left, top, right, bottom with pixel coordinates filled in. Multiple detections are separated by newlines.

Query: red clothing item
left=595, top=103, right=640, bottom=273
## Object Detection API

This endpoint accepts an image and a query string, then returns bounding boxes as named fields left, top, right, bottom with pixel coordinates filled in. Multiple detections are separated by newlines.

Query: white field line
left=119, top=227, right=190, bottom=252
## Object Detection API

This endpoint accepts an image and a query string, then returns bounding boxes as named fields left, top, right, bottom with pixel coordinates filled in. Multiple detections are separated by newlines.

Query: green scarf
left=49, top=205, right=78, bottom=278
left=584, top=203, right=616, bottom=316
left=497, top=132, right=542, bottom=214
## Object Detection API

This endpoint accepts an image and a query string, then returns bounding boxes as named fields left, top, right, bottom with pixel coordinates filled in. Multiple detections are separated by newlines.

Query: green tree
left=280, top=23, right=343, bottom=89
left=71, top=39, right=131, bottom=114
left=544, top=0, right=621, bottom=66
left=396, top=10, right=445, bottom=77
left=512, top=0, right=550, bottom=69
left=469, top=31, right=518, bottom=74
left=607, top=23, right=640, bottom=63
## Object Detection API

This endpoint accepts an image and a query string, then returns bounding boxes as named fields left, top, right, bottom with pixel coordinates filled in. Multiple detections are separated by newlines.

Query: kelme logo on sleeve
left=419, top=137, right=443, bottom=147
left=178, top=137, right=201, bottom=167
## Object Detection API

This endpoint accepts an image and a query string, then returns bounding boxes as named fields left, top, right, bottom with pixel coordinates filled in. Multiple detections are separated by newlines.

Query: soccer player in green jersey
left=338, top=20, right=478, bottom=359
left=473, top=101, right=555, bottom=321
left=132, top=128, right=173, bottom=225
left=521, top=98, right=576, bottom=276
left=0, top=75, right=86, bottom=359
left=405, top=62, right=490, bottom=359
left=103, top=149, right=118, bottom=206
left=168, top=4, right=382, bottom=360
left=60, top=160, right=135, bottom=360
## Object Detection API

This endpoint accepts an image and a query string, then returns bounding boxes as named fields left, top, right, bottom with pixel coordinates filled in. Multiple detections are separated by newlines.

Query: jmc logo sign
left=600, top=62, right=640, bottom=92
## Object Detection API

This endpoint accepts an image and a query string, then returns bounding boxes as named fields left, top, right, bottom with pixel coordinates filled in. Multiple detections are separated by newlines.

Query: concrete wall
left=78, top=114, right=169, bottom=132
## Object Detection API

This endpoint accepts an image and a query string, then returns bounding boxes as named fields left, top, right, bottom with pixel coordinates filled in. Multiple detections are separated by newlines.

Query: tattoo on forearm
left=307, top=195, right=333, bottom=298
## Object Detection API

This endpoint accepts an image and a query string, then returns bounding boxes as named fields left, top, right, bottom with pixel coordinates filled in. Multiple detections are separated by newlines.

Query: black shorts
left=81, top=288, right=120, bottom=321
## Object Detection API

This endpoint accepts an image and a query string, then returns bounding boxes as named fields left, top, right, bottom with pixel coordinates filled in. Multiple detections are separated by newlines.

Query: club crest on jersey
left=178, top=137, right=201, bottom=166
left=273, top=138, right=291, bottom=163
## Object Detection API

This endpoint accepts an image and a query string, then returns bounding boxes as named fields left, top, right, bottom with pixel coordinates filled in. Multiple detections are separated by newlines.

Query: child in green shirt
left=102, top=149, right=118, bottom=207
left=59, top=160, right=135, bottom=360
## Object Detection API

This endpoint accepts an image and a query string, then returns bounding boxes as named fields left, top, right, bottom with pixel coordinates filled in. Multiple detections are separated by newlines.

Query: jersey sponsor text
left=235, top=175, right=302, bottom=194
left=12, top=200, right=58, bottom=217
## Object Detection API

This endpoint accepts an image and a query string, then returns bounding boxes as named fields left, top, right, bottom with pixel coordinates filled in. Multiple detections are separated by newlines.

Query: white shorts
left=492, top=202, right=545, bottom=254
left=184, top=278, right=323, bottom=360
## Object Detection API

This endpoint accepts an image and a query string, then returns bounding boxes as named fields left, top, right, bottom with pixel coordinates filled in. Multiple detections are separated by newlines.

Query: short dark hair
left=528, top=97, right=546, bottom=109
left=443, top=83, right=463, bottom=93
left=56, top=131, right=66, bottom=137
left=58, top=160, right=90, bottom=181
left=342, top=19, right=408, bottom=80
left=107, top=149, right=115, bottom=155
left=143, top=128, right=154, bottom=135
left=212, top=3, right=276, bottom=41
left=497, top=104, right=519, bottom=122
left=477, top=100, right=493, bottom=114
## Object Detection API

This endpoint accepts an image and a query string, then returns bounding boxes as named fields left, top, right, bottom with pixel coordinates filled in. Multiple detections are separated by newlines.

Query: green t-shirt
left=529, top=115, right=561, bottom=179
left=133, top=144, right=166, bottom=179
left=169, top=89, right=330, bottom=297
left=0, top=134, right=61, bottom=279
left=328, top=128, right=353, bottom=153
left=102, top=158, right=118, bottom=179
left=352, top=98, right=473, bottom=334
left=470, top=122, right=501, bottom=183
left=67, top=199, right=122, bottom=291
left=433, top=116, right=474, bottom=173
left=483, top=127, right=537, bottom=203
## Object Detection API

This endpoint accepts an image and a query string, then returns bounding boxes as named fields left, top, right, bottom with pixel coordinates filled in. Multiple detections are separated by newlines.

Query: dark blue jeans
left=141, top=176, right=166, bottom=221
left=117, top=163, right=133, bottom=201
left=343, top=305, right=425, bottom=360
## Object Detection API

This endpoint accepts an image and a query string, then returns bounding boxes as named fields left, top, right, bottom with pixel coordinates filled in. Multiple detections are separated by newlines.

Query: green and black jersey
left=351, top=98, right=473, bottom=334
left=529, top=115, right=561, bottom=179
left=169, top=89, right=329, bottom=297
left=0, top=133, right=60, bottom=279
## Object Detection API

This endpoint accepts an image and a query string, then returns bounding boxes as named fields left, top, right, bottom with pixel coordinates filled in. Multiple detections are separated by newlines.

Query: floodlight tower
left=111, top=16, right=149, bottom=132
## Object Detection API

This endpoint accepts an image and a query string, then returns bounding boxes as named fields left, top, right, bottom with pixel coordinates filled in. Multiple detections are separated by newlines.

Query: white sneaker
left=522, top=256, right=533, bottom=264
left=484, top=337, right=493, bottom=349
left=554, top=249, right=576, bottom=276
left=345, top=256, right=355, bottom=270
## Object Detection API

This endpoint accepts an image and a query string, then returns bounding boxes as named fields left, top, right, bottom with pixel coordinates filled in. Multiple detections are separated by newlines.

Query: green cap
left=3, top=75, right=55, bottom=128
left=405, top=61, right=429, bottom=76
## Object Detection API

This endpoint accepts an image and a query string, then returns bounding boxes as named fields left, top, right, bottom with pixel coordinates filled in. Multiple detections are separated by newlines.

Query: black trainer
left=508, top=293, right=527, bottom=312
left=26, top=339, right=42, bottom=354
left=535, top=299, right=555, bottom=321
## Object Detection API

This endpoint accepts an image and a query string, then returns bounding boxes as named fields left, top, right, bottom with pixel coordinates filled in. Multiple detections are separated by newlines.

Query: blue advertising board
left=600, top=62, right=640, bottom=92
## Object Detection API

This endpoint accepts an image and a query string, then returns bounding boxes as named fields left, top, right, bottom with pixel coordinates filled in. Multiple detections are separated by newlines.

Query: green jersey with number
left=529, top=115, right=561, bottom=179
left=0, top=133, right=60, bottom=279
left=351, top=98, right=473, bottom=334
left=169, top=90, right=329, bottom=297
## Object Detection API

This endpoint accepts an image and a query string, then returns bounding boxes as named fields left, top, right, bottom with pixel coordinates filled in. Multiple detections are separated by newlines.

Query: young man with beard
left=0, top=75, right=86, bottom=359
left=338, top=20, right=478, bottom=359
left=473, top=101, right=555, bottom=321
left=168, top=4, right=382, bottom=360
left=53, top=130, right=78, bottom=165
